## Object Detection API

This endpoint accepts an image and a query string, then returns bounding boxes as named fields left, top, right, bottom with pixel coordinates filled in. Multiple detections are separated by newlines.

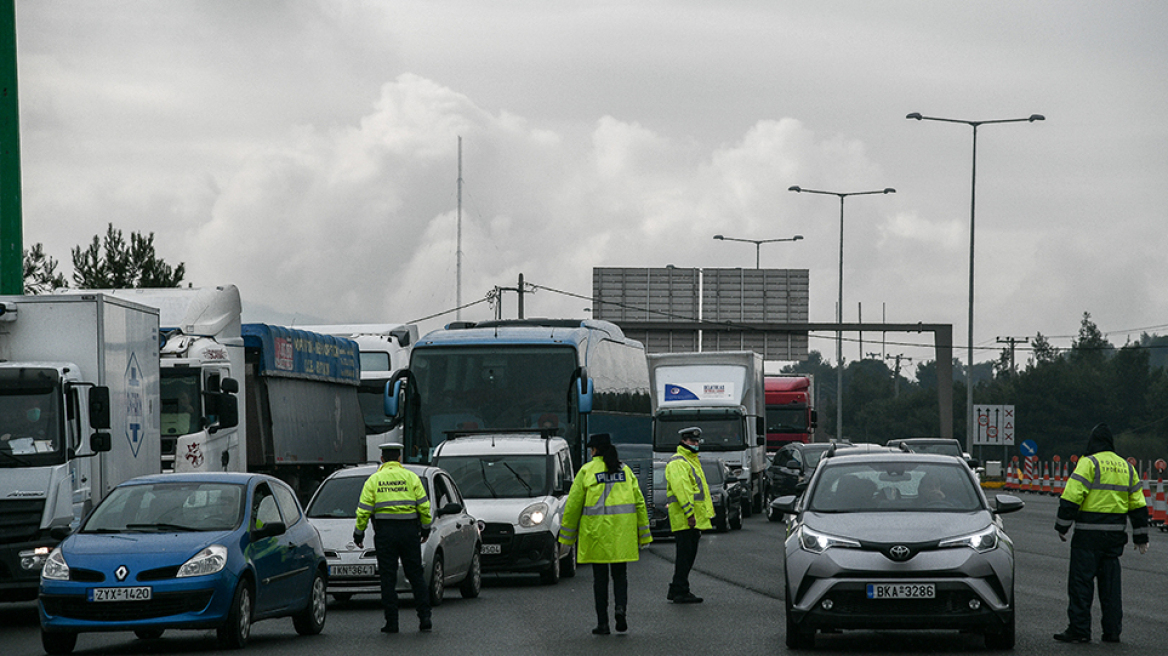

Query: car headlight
left=518, top=502, right=549, bottom=528
left=798, top=526, right=860, bottom=554
left=177, top=545, right=228, bottom=578
left=41, top=548, right=70, bottom=581
left=938, top=526, right=999, bottom=553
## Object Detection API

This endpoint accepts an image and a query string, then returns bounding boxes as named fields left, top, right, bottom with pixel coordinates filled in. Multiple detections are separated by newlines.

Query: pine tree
left=22, top=243, right=69, bottom=294
left=70, top=224, right=185, bottom=288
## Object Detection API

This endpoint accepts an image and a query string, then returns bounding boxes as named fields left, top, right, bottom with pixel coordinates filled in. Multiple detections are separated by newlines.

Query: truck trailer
left=0, top=294, right=161, bottom=601
left=241, top=323, right=366, bottom=501
left=648, top=351, right=766, bottom=514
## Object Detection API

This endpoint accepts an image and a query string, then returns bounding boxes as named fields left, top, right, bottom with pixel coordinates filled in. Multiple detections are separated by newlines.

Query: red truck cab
left=764, top=375, right=817, bottom=451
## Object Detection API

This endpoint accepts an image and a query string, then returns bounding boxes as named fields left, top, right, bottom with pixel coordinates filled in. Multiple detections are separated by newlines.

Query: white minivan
left=432, top=432, right=577, bottom=584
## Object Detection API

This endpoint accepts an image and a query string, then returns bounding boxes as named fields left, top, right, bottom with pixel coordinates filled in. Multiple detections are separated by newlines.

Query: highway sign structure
left=974, top=404, right=1015, bottom=446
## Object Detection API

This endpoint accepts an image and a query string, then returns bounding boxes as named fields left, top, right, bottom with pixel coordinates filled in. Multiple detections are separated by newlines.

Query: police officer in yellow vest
left=559, top=433, right=652, bottom=635
left=1054, top=423, right=1149, bottom=644
left=354, top=440, right=433, bottom=634
left=666, top=426, right=714, bottom=604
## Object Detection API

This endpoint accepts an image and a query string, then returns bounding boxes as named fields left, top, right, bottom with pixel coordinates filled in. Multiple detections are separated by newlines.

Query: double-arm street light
left=906, top=112, right=1044, bottom=455
left=712, top=234, right=804, bottom=269
left=788, top=185, right=896, bottom=441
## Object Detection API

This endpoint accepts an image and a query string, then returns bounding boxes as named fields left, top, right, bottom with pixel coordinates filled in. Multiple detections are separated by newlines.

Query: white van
left=432, top=432, right=576, bottom=584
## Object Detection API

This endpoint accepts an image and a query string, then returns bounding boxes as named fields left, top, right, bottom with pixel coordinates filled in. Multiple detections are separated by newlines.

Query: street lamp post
left=788, top=185, right=895, bottom=441
left=906, top=112, right=1043, bottom=455
left=712, top=234, right=803, bottom=269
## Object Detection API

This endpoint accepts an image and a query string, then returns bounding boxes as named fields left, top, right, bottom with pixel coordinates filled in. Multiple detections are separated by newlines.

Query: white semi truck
left=0, top=294, right=161, bottom=601
left=648, top=351, right=767, bottom=514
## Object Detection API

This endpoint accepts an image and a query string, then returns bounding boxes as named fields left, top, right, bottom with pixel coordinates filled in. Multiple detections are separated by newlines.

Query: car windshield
left=83, top=482, right=245, bottom=532
left=306, top=473, right=431, bottom=519
left=807, top=462, right=981, bottom=513
left=436, top=455, right=549, bottom=499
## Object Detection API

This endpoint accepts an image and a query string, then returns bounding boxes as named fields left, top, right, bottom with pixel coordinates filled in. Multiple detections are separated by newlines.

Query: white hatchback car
left=304, top=464, right=482, bottom=604
left=432, top=433, right=577, bottom=584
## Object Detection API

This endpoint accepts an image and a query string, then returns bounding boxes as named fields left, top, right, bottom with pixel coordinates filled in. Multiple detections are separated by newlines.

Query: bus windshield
left=404, top=346, right=578, bottom=462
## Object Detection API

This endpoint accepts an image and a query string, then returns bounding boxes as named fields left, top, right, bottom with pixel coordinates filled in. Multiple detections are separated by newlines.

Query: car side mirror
left=439, top=501, right=464, bottom=516
left=993, top=494, right=1025, bottom=515
left=795, top=481, right=809, bottom=494
left=786, top=459, right=800, bottom=471
left=770, top=495, right=798, bottom=516
left=252, top=521, right=287, bottom=540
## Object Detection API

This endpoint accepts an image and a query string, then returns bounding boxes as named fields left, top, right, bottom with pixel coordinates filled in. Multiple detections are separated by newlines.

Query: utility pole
left=886, top=353, right=913, bottom=398
left=996, top=336, right=1030, bottom=374
left=492, top=273, right=528, bottom=320
left=455, top=136, right=463, bottom=320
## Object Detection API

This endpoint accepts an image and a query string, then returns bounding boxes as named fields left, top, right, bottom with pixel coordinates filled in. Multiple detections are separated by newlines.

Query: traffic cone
left=1154, top=477, right=1167, bottom=526
left=1052, top=462, right=1065, bottom=496
left=1143, top=472, right=1152, bottom=507
left=1006, top=466, right=1016, bottom=491
left=1041, top=462, right=1052, bottom=495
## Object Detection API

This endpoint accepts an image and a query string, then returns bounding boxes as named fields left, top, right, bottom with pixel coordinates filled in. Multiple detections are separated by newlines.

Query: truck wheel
left=459, top=550, right=482, bottom=598
left=428, top=554, right=445, bottom=606
left=217, top=580, right=253, bottom=649
left=292, top=568, right=327, bottom=636
left=730, top=503, right=743, bottom=530
left=42, top=631, right=77, bottom=655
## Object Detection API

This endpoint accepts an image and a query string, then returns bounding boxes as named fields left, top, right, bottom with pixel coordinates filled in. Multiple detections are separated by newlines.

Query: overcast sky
left=16, top=1, right=1168, bottom=370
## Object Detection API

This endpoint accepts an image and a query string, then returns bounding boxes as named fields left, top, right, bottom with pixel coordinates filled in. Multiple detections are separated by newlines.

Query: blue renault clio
left=39, top=472, right=328, bottom=654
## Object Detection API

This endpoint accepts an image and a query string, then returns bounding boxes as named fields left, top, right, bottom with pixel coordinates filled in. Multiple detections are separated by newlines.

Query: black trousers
left=1066, top=543, right=1123, bottom=638
left=373, top=518, right=430, bottom=624
left=592, top=562, right=628, bottom=623
left=669, top=528, right=702, bottom=597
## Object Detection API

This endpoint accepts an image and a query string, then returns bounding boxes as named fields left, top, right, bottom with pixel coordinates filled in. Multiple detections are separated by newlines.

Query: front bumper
left=479, top=524, right=556, bottom=573
left=39, top=573, right=233, bottom=632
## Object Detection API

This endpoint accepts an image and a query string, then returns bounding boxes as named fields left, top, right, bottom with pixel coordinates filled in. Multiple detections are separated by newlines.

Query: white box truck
left=649, top=351, right=767, bottom=514
left=0, top=294, right=161, bottom=601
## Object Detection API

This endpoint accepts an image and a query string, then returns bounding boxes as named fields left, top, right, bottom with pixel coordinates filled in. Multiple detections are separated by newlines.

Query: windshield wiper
left=502, top=463, right=532, bottom=495
left=478, top=459, right=499, bottom=499
left=125, top=522, right=198, bottom=532
left=0, top=449, right=32, bottom=466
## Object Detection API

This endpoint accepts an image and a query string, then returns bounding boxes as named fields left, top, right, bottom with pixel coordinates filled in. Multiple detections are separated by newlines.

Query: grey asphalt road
left=4, top=491, right=1166, bottom=655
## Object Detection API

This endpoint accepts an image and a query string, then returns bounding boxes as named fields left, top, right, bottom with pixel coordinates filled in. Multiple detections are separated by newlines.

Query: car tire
left=741, top=493, right=753, bottom=518
left=561, top=544, right=577, bottom=578
left=428, top=553, right=445, bottom=606
left=217, top=580, right=253, bottom=649
left=984, top=615, right=1015, bottom=650
left=41, top=630, right=77, bottom=655
left=133, top=629, right=165, bottom=640
left=539, top=546, right=560, bottom=585
left=729, top=503, right=743, bottom=530
left=292, top=568, right=328, bottom=636
left=714, top=509, right=729, bottom=532
left=459, top=549, right=482, bottom=598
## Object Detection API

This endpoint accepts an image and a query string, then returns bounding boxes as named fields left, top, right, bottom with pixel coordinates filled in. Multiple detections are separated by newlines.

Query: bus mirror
left=577, top=377, right=594, bottom=415
left=220, top=377, right=239, bottom=394
left=88, top=387, right=111, bottom=429
left=385, top=379, right=403, bottom=417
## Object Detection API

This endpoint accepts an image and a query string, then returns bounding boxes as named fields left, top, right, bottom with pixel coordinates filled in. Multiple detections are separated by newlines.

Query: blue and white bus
left=384, top=319, right=651, bottom=468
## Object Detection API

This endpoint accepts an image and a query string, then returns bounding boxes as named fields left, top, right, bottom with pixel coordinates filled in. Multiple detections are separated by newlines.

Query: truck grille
left=0, top=498, right=46, bottom=544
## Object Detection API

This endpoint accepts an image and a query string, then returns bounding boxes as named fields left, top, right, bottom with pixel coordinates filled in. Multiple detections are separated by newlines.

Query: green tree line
left=782, top=312, right=1168, bottom=463
left=22, top=223, right=185, bottom=293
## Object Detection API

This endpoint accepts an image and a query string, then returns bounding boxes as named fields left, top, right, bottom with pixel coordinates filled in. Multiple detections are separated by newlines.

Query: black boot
left=592, top=624, right=610, bottom=635
left=614, top=606, right=627, bottom=632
